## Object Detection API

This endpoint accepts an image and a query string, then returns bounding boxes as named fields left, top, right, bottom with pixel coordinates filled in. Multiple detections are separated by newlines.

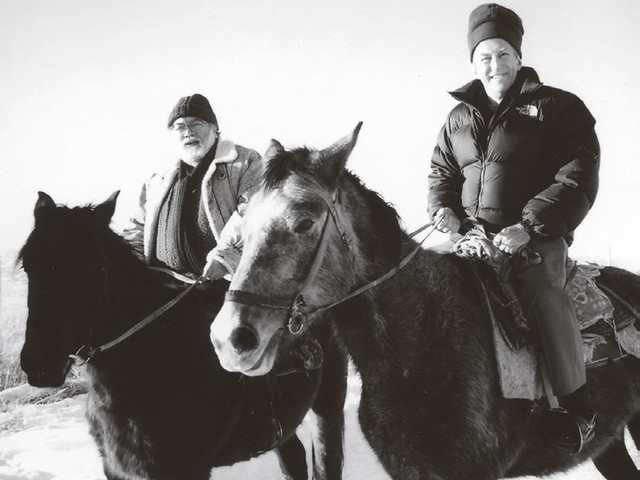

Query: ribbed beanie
left=167, top=94, right=218, bottom=128
left=468, top=4, right=524, bottom=60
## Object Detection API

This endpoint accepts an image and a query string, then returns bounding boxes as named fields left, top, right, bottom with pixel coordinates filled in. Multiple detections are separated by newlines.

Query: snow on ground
left=0, top=371, right=637, bottom=480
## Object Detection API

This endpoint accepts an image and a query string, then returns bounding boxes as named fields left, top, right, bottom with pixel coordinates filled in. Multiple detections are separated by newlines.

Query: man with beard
left=125, top=93, right=261, bottom=282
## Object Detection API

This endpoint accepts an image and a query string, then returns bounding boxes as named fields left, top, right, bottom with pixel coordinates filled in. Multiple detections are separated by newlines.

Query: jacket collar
left=213, top=138, right=239, bottom=164
left=449, top=66, right=542, bottom=107
left=174, top=137, right=238, bottom=168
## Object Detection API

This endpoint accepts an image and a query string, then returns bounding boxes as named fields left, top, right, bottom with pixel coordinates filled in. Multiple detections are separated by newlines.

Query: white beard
left=180, top=144, right=208, bottom=166
left=177, top=128, right=217, bottom=166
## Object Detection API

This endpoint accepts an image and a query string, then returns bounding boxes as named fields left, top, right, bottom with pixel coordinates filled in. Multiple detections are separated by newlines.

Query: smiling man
left=124, top=93, right=262, bottom=282
left=428, top=4, right=600, bottom=453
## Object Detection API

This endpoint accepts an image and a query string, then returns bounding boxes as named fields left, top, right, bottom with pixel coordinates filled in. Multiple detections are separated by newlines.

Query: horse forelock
left=262, top=147, right=325, bottom=191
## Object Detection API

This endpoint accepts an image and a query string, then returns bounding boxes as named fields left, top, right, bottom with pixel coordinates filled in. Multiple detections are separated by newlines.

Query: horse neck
left=91, top=239, right=171, bottom=346
left=330, top=232, right=410, bottom=366
left=328, top=180, right=413, bottom=370
left=86, top=252, right=213, bottom=387
left=336, top=177, right=402, bottom=283
left=332, top=179, right=469, bottom=375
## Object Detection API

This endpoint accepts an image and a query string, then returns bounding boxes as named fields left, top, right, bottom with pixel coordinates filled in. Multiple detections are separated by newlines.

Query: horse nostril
left=230, top=326, right=258, bottom=353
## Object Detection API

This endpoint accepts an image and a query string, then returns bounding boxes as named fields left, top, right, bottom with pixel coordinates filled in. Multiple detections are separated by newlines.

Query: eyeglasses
left=170, top=119, right=209, bottom=133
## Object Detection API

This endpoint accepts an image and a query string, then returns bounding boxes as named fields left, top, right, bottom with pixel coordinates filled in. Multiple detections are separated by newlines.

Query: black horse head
left=19, top=191, right=120, bottom=387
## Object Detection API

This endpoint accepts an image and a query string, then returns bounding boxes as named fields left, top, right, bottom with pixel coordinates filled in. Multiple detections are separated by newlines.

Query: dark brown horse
left=210, top=124, right=640, bottom=479
left=19, top=191, right=348, bottom=480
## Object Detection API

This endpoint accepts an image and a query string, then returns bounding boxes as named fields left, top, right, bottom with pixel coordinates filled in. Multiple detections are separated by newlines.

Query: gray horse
left=210, top=124, right=640, bottom=479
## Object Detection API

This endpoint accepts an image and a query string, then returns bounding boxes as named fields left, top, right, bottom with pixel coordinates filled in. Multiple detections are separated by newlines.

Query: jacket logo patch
left=516, top=105, right=539, bottom=118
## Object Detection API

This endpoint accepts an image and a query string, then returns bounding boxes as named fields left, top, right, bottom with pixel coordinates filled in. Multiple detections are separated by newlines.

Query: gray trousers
left=513, top=237, right=586, bottom=396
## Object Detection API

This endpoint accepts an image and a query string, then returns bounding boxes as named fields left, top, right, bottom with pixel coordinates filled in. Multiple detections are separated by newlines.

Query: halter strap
left=225, top=290, right=291, bottom=310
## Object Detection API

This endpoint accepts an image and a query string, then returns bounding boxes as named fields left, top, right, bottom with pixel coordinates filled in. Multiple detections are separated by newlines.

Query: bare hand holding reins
left=433, top=207, right=461, bottom=234
left=492, top=222, right=531, bottom=255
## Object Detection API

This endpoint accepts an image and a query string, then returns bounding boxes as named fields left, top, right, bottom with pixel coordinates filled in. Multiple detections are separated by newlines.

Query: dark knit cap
left=468, top=3, right=524, bottom=61
left=167, top=93, right=218, bottom=128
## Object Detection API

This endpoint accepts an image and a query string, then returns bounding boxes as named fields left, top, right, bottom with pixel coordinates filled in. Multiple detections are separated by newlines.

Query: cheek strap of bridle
left=225, top=207, right=336, bottom=334
left=288, top=208, right=336, bottom=333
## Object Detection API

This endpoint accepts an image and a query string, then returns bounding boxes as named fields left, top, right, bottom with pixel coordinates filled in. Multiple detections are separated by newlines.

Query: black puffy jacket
left=428, top=67, right=600, bottom=244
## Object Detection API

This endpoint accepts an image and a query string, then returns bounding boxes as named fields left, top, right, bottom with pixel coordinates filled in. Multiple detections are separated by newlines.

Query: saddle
left=451, top=229, right=640, bottom=399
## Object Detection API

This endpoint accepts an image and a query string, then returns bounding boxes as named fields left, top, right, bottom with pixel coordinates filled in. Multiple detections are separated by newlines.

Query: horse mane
left=262, top=148, right=403, bottom=262
left=342, top=171, right=403, bottom=262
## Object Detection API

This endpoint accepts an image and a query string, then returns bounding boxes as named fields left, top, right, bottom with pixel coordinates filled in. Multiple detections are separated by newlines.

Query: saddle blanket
left=448, top=228, right=639, bottom=400
left=494, top=261, right=637, bottom=400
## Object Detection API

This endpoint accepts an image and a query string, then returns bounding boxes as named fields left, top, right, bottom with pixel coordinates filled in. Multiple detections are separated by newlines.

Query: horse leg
left=593, top=436, right=640, bottom=480
left=628, top=413, right=640, bottom=450
left=309, top=343, right=348, bottom=480
left=276, top=434, right=309, bottom=480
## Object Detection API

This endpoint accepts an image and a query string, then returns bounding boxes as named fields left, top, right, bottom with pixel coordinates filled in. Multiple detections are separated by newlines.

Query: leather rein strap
left=225, top=189, right=438, bottom=334
left=70, top=270, right=202, bottom=366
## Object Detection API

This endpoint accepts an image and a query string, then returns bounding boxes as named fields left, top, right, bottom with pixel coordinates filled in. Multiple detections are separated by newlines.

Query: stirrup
left=535, top=407, right=595, bottom=454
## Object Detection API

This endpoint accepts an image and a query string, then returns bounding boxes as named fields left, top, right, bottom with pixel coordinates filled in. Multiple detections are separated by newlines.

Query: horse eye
left=294, top=219, right=314, bottom=233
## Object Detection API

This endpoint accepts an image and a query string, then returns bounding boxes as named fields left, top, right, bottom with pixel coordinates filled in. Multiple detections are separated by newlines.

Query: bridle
left=224, top=188, right=438, bottom=335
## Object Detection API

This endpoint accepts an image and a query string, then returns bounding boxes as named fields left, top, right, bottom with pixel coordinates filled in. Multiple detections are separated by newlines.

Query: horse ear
left=318, top=122, right=363, bottom=186
left=34, top=191, right=56, bottom=220
left=35, top=191, right=56, bottom=210
left=95, top=190, right=120, bottom=225
left=261, top=139, right=286, bottom=174
left=263, top=139, right=285, bottom=161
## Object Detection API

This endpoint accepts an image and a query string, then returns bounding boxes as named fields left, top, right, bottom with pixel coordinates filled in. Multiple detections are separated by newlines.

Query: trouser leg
left=514, top=237, right=585, bottom=397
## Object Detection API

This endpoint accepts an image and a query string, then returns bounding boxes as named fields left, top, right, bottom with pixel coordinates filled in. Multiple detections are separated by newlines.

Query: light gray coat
left=123, top=139, right=262, bottom=276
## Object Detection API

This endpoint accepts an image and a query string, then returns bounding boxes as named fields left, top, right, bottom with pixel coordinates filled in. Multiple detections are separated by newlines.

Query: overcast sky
left=2, top=0, right=640, bottom=269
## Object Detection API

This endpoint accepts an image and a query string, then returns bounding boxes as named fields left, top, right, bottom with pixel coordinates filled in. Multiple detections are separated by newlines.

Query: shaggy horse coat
left=19, top=192, right=348, bottom=480
left=210, top=124, right=640, bottom=480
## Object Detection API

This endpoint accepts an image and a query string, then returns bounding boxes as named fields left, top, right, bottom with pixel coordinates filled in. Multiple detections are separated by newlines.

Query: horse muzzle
left=210, top=300, right=284, bottom=375
left=21, top=358, right=70, bottom=388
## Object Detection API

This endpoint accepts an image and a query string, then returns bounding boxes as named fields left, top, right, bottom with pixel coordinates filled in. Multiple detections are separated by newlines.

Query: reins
left=301, top=221, right=437, bottom=317
left=67, top=259, right=282, bottom=460
left=285, top=220, right=438, bottom=332
left=70, top=267, right=203, bottom=366
left=70, top=194, right=439, bottom=364
left=225, top=189, right=440, bottom=335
